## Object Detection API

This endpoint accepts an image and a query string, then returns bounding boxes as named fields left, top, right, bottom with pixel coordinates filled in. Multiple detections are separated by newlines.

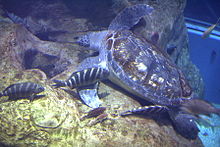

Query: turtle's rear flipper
left=169, top=111, right=199, bottom=140
left=109, top=4, right=154, bottom=30
left=77, top=82, right=102, bottom=108
left=120, top=105, right=168, bottom=116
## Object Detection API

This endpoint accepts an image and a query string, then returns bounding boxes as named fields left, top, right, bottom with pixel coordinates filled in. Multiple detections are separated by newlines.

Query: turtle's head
left=75, top=31, right=108, bottom=50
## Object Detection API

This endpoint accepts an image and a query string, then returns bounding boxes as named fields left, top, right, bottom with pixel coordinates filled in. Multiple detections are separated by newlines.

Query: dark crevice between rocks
left=1, top=0, right=116, bottom=41
left=64, top=0, right=115, bottom=27
left=2, top=0, right=146, bottom=44
left=1, top=0, right=33, bottom=17
left=23, top=49, right=71, bottom=78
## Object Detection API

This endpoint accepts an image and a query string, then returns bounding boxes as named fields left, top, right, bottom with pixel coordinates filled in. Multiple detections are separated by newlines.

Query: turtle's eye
left=74, top=34, right=90, bottom=47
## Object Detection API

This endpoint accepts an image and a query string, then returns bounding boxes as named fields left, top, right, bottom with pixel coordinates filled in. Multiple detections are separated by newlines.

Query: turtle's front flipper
left=77, top=82, right=102, bottom=108
left=53, top=67, right=109, bottom=108
left=109, top=4, right=154, bottom=30
left=77, top=56, right=102, bottom=71
left=120, top=105, right=168, bottom=116
left=74, top=55, right=109, bottom=108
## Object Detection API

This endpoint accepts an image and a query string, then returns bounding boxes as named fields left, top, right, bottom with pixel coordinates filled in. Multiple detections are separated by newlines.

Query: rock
left=0, top=19, right=83, bottom=78
left=2, top=0, right=90, bottom=42
left=0, top=69, right=203, bottom=147
left=176, top=43, right=205, bottom=98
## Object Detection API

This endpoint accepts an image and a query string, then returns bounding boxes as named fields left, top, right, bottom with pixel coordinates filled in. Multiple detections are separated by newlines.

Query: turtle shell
left=104, top=30, right=192, bottom=106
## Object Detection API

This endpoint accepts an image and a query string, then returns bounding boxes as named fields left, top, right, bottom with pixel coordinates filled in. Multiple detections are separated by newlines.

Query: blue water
left=185, top=0, right=220, bottom=24
left=188, top=32, right=220, bottom=104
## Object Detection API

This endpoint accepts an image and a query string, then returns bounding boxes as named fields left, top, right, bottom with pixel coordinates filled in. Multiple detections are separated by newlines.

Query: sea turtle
left=53, top=4, right=199, bottom=139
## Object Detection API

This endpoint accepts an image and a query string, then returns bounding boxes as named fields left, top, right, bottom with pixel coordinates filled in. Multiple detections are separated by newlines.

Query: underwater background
left=0, top=0, right=219, bottom=146
left=185, top=1, right=220, bottom=146
left=185, top=0, right=220, bottom=104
